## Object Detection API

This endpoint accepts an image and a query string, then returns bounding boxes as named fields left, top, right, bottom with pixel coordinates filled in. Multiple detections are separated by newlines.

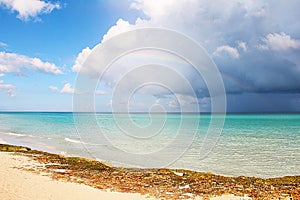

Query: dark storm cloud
left=215, top=49, right=300, bottom=95
left=76, top=0, right=300, bottom=112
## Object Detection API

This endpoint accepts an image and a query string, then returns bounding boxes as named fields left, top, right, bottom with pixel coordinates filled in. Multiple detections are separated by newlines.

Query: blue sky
left=0, top=0, right=300, bottom=112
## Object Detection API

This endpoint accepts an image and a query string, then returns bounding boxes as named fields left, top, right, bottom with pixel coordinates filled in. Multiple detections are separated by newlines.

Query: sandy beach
left=0, top=151, right=155, bottom=200
left=1, top=0, right=299, bottom=199
left=0, top=151, right=252, bottom=200
left=0, top=142, right=298, bottom=200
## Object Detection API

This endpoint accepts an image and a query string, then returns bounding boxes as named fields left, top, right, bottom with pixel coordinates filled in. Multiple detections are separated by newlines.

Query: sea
left=0, top=112, right=299, bottom=178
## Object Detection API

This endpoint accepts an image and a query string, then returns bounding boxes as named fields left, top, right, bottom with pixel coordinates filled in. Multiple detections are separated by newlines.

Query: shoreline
left=1, top=113, right=299, bottom=179
left=0, top=143, right=299, bottom=200
left=0, top=130, right=65, bottom=155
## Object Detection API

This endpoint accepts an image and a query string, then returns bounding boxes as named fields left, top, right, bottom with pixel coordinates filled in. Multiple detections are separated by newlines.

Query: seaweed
left=1, top=143, right=299, bottom=200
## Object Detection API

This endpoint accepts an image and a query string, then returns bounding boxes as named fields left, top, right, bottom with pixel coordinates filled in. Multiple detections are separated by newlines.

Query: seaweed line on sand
left=0, top=144, right=299, bottom=200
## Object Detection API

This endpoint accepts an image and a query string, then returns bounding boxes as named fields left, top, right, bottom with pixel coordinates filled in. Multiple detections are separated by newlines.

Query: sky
left=0, top=0, right=300, bottom=112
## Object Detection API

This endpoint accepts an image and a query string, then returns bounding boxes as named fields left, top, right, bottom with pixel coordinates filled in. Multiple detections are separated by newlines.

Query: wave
left=5, top=132, right=26, bottom=137
left=64, top=138, right=106, bottom=146
left=64, top=137, right=83, bottom=144
left=0, top=130, right=37, bottom=138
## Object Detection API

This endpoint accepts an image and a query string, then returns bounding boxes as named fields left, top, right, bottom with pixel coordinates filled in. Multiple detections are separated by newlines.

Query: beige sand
left=0, top=152, right=154, bottom=200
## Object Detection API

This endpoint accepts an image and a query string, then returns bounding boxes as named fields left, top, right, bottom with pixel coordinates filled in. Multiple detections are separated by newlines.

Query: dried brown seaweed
left=1, top=144, right=299, bottom=199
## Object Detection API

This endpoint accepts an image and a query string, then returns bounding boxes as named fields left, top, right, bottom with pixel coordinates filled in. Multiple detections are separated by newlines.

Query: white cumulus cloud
left=49, top=85, right=58, bottom=91
left=260, top=32, right=300, bottom=51
left=213, top=45, right=240, bottom=58
left=0, top=51, right=62, bottom=74
left=0, top=0, right=60, bottom=21
left=0, top=80, right=16, bottom=97
left=60, top=83, right=75, bottom=94
left=101, top=19, right=138, bottom=43
left=50, top=82, right=108, bottom=95
left=72, top=47, right=92, bottom=72
left=49, top=83, right=75, bottom=94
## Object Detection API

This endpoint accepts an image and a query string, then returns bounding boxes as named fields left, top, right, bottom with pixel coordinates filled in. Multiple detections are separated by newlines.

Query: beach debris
left=173, top=171, right=184, bottom=176
left=182, top=192, right=193, bottom=197
left=179, top=184, right=190, bottom=189
left=53, top=169, right=68, bottom=173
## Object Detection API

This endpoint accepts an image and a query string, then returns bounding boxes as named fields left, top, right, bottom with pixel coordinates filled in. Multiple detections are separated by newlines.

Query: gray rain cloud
left=75, top=0, right=300, bottom=112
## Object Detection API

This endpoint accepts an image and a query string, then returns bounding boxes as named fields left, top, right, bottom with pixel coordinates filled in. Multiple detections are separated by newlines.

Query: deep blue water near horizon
left=0, top=112, right=299, bottom=178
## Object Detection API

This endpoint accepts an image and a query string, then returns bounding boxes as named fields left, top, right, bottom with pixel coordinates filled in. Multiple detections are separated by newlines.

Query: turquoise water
left=0, top=112, right=299, bottom=178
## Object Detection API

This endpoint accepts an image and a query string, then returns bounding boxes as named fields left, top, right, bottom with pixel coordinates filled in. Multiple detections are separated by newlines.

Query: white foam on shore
left=0, top=130, right=37, bottom=138
left=64, top=138, right=100, bottom=146
left=0, top=131, right=62, bottom=156
left=5, top=132, right=26, bottom=137
left=65, top=138, right=83, bottom=144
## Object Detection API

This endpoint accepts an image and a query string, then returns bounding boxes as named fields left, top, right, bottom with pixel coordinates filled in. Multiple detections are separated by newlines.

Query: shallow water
left=0, top=112, right=299, bottom=178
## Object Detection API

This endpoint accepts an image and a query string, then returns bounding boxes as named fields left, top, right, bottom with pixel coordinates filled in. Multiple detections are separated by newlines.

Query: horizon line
left=0, top=111, right=300, bottom=114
